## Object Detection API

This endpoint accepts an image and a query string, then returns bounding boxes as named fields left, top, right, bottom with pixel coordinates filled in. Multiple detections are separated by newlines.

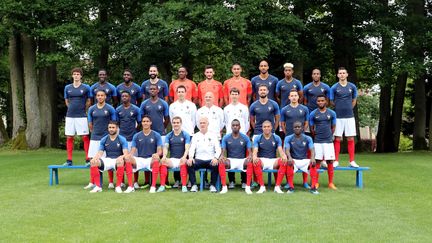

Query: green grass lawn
left=0, top=149, right=431, bottom=242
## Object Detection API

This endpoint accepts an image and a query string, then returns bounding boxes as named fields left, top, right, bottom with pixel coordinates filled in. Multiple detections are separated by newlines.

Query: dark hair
left=71, top=67, right=83, bottom=76
left=176, top=85, right=186, bottom=92
left=172, top=116, right=182, bottom=123
left=98, top=69, right=107, bottom=74
left=108, top=120, right=119, bottom=126
left=232, top=63, right=241, bottom=68
left=124, top=69, right=133, bottom=74
left=231, top=119, right=240, bottom=124
left=121, top=90, right=131, bottom=96
left=338, top=67, right=347, bottom=72
left=149, top=65, right=158, bottom=69
left=96, top=90, right=107, bottom=95
left=204, top=65, right=213, bottom=71
left=149, top=83, right=159, bottom=89
left=141, top=115, right=152, bottom=121
left=230, top=87, right=240, bottom=94
left=316, top=94, right=326, bottom=99
left=258, top=83, right=269, bottom=90
left=289, top=89, right=298, bottom=95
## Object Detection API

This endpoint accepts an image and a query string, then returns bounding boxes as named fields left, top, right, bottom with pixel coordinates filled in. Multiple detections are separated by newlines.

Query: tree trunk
left=0, top=118, right=8, bottom=145
left=8, top=34, right=26, bottom=138
left=96, top=6, right=109, bottom=69
left=391, top=72, right=407, bottom=151
left=22, top=33, right=41, bottom=149
left=413, top=74, right=427, bottom=149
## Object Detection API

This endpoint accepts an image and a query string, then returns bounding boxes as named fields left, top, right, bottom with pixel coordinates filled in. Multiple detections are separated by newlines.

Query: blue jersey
left=140, top=98, right=169, bottom=135
left=250, top=99, right=280, bottom=135
left=99, top=135, right=128, bottom=159
left=309, top=108, right=337, bottom=143
left=90, top=82, right=117, bottom=104
left=276, top=78, right=303, bottom=108
left=116, top=82, right=141, bottom=105
left=164, top=130, right=191, bottom=158
left=141, top=79, right=169, bottom=100
left=303, top=82, right=331, bottom=112
left=131, top=131, right=163, bottom=158
left=280, top=104, right=309, bottom=136
left=221, top=133, right=251, bottom=159
left=251, top=74, right=278, bottom=102
left=116, top=104, right=141, bottom=141
left=329, top=82, right=357, bottom=118
left=253, top=134, right=282, bottom=158
left=284, top=134, right=314, bottom=160
left=88, top=104, right=117, bottom=140
left=64, top=83, right=91, bottom=118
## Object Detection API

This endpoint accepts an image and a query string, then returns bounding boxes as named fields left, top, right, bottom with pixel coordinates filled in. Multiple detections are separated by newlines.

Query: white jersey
left=189, top=131, right=221, bottom=160
left=196, top=105, right=224, bottom=139
left=169, top=100, right=197, bottom=135
left=224, top=102, right=250, bottom=134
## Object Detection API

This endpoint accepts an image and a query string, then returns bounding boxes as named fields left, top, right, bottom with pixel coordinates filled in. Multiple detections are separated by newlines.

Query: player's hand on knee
left=252, top=156, right=259, bottom=165
left=180, top=156, right=187, bottom=165
left=151, top=153, right=160, bottom=161
left=187, top=159, right=194, bottom=166
left=211, top=158, right=218, bottom=166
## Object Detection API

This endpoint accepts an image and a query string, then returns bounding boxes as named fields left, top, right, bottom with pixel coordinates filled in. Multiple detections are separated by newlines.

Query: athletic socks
left=310, top=165, right=318, bottom=189
left=160, top=164, right=168, bottom=186
left=125, top=162, right=133, bottom=187
left=116, top=166, right=124, bottom=187
left=218, top=163, right=227, bottom=186
left=253, top=161, right=264, bottom=186
left=108, top=170, right=114, bottom=183
left=82, top=135, right=90, bottom=161
left=334, top=139, right=341, bottom=161
left=287, top=165, right=294, bottom=188
left=91, top=166, right=101, bottom=187
left=276, top=163, right=286, bottom=186
left=180, top=164, right=188, bottom=186
left=348, top=139, right=355, bottom=162
left=302, top=172, right=308, bottom=184
left=246, top=163, right=253, bottom=186
left=327, top=162, right=334, bottom=184
left=66, top=137, right=74, bottom=161
left=151, top=161, right=160, bottom=187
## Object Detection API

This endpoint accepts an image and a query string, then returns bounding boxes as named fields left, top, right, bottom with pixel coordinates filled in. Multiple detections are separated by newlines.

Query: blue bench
left=48, top=165, right=103, bottom=186
left=320, top=166, right=370, bottom=188
left=136, top=168, right=209, bottom=191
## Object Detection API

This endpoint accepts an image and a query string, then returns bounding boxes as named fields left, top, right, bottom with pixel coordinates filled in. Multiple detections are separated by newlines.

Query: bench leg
left=267, top=172, right=272, bottom=189
left=49, top=169, right=53, bottom=186
left=356, top=170, right=363, bottom=188
left=54, top=168, right=59, bottom=185
left=100, top=171, right=103, bottom=187
left=216, top=176, right=221, bottom=191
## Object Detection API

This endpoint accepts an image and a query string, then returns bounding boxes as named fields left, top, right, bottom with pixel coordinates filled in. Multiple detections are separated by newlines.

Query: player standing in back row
left=251, top=60, right=278, bottom=102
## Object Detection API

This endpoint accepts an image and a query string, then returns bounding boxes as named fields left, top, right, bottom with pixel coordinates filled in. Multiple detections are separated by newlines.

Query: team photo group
left=64, top=60, right=359, bottom=195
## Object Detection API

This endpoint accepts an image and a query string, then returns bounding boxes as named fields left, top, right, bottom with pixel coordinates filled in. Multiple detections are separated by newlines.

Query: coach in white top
left=224, top=87, right=250, bottom=134
left=169, top=85, right=197, bottom=135
left=196, top=92, right=224, bottom=140
left=187, top=117, right=222, bottom=192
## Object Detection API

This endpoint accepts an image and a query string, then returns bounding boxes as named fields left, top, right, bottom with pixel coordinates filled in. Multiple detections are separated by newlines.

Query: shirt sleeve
left=284, top=136, right=291, bottom=150
left=89, top=84, right=95, bottom=98
left=120, top=136, right=128, bottom=150
left=110, top=84, right=117, bottom=97
left=351, top=83, right=358, bottom=99
left=246, top=80, right=252, bottom=95
left=329, top=84, right=337, bottom=101
left=131, top=133, right=138, bottom=149
left=253, top=135, right=260, bottom=148
left=156, top=133, right=163, bottom=147
left=306, top=135, right=314, bottom=149
left=109, top=106, right=117, bottom=120
left=99, top=136, right=107, bottom=151
left=168, top=82, right=175, bottom=98
left=218, top=109, right=225, bottom=130
left=64, top=86, right=69, bottom=99
left=296, top=80, right=303, bottom=91
left=249, top=102, right=256, bottom=116
left=162, top=100, right=169, bottom=116
left=309, top=110, right=315, bottom=126
left=164, top=132, right=171, bottom=146
left=243, top=106, right=250, bottom=132
left=162, top=81, right=169, bottom=98
left=135, top=106, right=142, bottom=123
left=218, top=83, right=224, bottom=100
left=275, top=135, right=282, bottom=147
left=221, top=135, right=228, bottom=149
left=188, top=135, right=197, bottom=158
left=191, top=81, right=198, bottom=99
left=214, top=135, right=222, bottom=158
left=330, top=110, right=337, bottom=125
left=280, top=107, right=286, bottom=122
left=183, top=131, right=191, bottom=144
left=88, top=106, right=94, bottom=122
left=243, top=134, right=252, bottom=149
left=273, top=101, right=280, bottom=115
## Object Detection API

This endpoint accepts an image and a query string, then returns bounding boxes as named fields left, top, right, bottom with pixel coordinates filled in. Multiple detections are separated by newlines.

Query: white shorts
left=227, top=158, right=246, bottom=171
left=169, top=158, right=181, bottom=169
left=100, top=158, right=117, bottom=172
left=260, top=158, right=277, bottom=170
left=293, top=159, right=310, bottom=173
left=88, top=140, right=102, bottom=158
left=65, top=117, right=89, bottom=136
left=314, top=143, right=335, bottom=161
left=133, top=157, right=152, bottom=172
left=334, top=117, right=356, bottom=137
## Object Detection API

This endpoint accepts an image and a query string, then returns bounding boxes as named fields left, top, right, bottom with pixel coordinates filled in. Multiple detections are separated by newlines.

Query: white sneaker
left=241, top=183, right=246, bottom=189
left=209, top=185, right=217, bottom=193
left=245, top=186, right=253, bottom=194
left=190, top=185, right=198, bottom=192
left=228, top=181, right=235, bottom=189
left=333, top=161, right=339, bottom=167
left=90, top=186, right=102, bottom=193
left=149, top=186, right=156, bottom=193
left=274, top=186, right=284, bottom=194
left=350, top=161, right=360, bottom=168
left=220, top=186, right=228, bottom=194
left=321, top=161, right=328, bottom=168
left=115, top=186, right=122, bottom=193
left=172, top=181, right=180, bottom=188
left=133, top=182, right=140, bottom=189
left=124, top=187, right=135, bottom=193
left=120, top=183, right=126, bottom=188
left=83, top=183, right=94, bottom=190
left=256, top=186, right=266, bottom=194
left=108, top=183, right=115, bottom=189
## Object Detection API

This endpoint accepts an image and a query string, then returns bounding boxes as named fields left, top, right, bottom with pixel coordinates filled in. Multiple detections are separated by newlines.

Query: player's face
left=98, top=71, right=107, bottom=82
left=141, top=118, right=152, bottom=129
left=123, top=71, right=132, bottom=82
left=172, top=119, right=182, bottom=130
left=149, top=86, right=159, bottom=97
left=262, top=122, right=272, bottom=135
left=121, top=93, right=131, bottom=104
left=230, top=91, right=239, bottom=102
left=204, top=93, right=214, bottom=105
left=231, top=121, right=241, bottom=133
left=149, top=67, right=158, bottom=79
left=177, top=88, right=186, bottom=99
left=258, top=86, right=268, bottom=98
left=284, top=68, right=293, bottom=78
left=72, top=72, right=82, bottom=82
left=259, top=61, right=269, bottom=74
left=96, top=91, right=106, bottom=103
left=108, top=124, right=118, bottom=135
left=317, top=97, right=327, bottom=109
left=312, top=69, right=321, bottom=82
left=337, top=70, right=348, bottom=81
left=289, top=91, right=299, bottom=103
left=293, top=123, right=303, bottom=135
left=204, top=68, right=214, bottom=80
left=178, top=68, right=187, bottom=79
left=199, top=119, right=208, bottom=131
left=231, top=65, right=242, bottom=77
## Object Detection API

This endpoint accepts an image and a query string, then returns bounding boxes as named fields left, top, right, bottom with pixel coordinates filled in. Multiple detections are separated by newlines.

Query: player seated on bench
left=160, top=116, right=191, bottom=193
left=85, top=121, right=129, bottom=193
left=219, top=119, right=252, bottom=194
left=125, top=115, right=164, bottom=193
left=246, top=120, right=287, bottom=194
left=281, top=121, right=319, bottom=194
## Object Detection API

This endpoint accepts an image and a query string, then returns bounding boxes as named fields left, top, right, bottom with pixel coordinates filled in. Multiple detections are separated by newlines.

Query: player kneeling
left=219, top=119, right=252, bottom=194
left=86, top=121, right=130, bottom=193
left=280, top=121, right=319, bottom=194
left=161, top=116, right=191, bottom=193
left=246, top=120, right=287, bottom=194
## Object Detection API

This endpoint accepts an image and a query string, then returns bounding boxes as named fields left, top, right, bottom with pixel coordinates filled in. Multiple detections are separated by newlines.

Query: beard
left=259, top=94, right=267, bottom=99
left=150, top=74, right=157, bottom=79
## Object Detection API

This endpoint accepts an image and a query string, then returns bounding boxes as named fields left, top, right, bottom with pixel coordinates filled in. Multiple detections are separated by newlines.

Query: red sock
left=82, top=135, right=90, bottom=160
left=316, top=163, right=321, bottom=183
left=134, top=171, right=139, bottom=183
left=276, top=164, right=286, bottom=186
left=273, top=172, right=278, bottom=183
left=160, top=164, right=168, bottom=186
left=151, top=161, right=160, bottom=187
left=126, top=162, right=133, bottom=187
left=348, top=140, right=355, bottom=162
left=66, top=137, right=74, bottom=161
left=108, top=170, right=114, bottom=183
left=116, top=166, right=124, bottom=187
left=91, top=166, right=101, bottom=187
left=287, top=165, right=294, bottom=188
left=246, top=163, right=253, bottom=186
left=334, top=139, right=341, bottom=161
left=180, top=164, right=188, bottom=186
left=145, top=171, right=150, bottom=184
left=253, top=161, right=264, bottom=186
left=310, top=165, right=318, bottom=189
left=302, top=172, right=308, bottom=184
left=218, top=163, right=227, bottom=186
left=328, top=162, right=334, bottom=184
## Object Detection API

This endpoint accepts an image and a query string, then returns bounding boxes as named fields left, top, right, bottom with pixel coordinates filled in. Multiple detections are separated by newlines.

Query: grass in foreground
left=0, top=149, right=431, bottom=242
